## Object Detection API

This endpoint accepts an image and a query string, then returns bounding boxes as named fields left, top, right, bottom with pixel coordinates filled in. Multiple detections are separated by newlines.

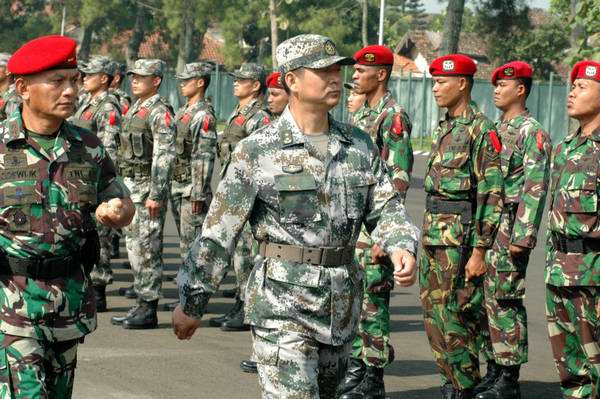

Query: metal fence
left=152, top=67, right=572, bottom=144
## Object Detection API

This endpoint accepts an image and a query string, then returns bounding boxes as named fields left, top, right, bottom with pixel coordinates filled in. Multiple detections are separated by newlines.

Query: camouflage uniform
left=71, top=57, right=123, bottom=289
left=170, top=62, right=217, bottom=261
left=349, top=91, right=413, bottom=368
left=0, top=110, right=129, bottom=397
left=119, top=59, right=175, bottom=302
left=478, top=111, right=551, bottom=367
left=0, top=85, right=21, bottom=122
left=546, top=126, right=600, bottom=399
left=0, top=53, right=12, bottom=121
left=108, top=61, right=131, bottom=116
left=420, top=101, right=503, bottom=390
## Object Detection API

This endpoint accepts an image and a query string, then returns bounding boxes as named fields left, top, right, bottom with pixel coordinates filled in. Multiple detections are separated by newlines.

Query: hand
left=465, top=247, right=487, bottom=281
left=509, top=244, right=530, bottom=259
left=145, top=199, right=162, bottom=219
left=95, top=197, right=135, bottom=228
left=191, top=201, right=203, bottom=215
left=172, top=305, right=201, bottom=340
left=391, top=249, right=417, bottom=287
left=371, top=244, right=387, bottom=264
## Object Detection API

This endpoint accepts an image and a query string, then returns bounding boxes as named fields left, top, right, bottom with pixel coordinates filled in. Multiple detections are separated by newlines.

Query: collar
left=134, top=93, right=161, bottom=110
left=564, top=126, right=600, bottom=144
left=4, top=109, right=82, bottom=146
left=278, top=106, right=352, bottom=149
left=503, top=109, right=530, bottom=128
left=443, top=100, right=479, bottom=126
left=237, top=97, right=260, bottom=115
left=88, top=90, right=109, bottom=107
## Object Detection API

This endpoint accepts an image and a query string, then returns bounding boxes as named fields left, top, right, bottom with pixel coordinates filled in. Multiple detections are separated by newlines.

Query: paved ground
left=73, top=155, right=562, bottom=398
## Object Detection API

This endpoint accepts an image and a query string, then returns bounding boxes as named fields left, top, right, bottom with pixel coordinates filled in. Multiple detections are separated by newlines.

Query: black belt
left=0, top=252, right=83, bottom=280
left=425, top=196, right=473, bottom=223
left=258, top=241, right=354, bottom=267
left=551, top=233, right=600, bottom=254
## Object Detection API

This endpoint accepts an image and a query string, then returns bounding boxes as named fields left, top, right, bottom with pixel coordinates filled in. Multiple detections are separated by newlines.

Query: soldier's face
left=292, top=64, right=342, bottom=109
left=352, top=65, right=386, bottom=94
left=568, top=79, right=600, bottom=119
left=130, top=74, right=160, bottom=98
left=17, top=68, right=79, bottom=119
left=267, top=87, right=289, bottom=114
left=83, top=73, right=106, bottom=93
left=110, top=74, right=121, bottom=89
left=0, top=66, right=6, bottom=83
left=493, top=79, right=524, bottom=110
left=233, top=79, right=259, bottom=99
left=179, top=77, right=203, bottom=98
left=432, top=76, right=463, bottom=108
left=347, top=92, right=366, bottom=113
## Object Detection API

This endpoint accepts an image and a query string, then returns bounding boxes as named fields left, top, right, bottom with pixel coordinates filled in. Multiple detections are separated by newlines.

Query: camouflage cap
left=276, top=34, right=354, bottom=74
left=112, top=61, right=126, bottom=76
left=79, top=56, right=115, bottom=75
left=176, top=62, right=213, bottom=79
left=0, top=53, right=11, bottom=67
left=229, top=62, right=265, bottom=82
left=127, top=58, right=166, bottom=77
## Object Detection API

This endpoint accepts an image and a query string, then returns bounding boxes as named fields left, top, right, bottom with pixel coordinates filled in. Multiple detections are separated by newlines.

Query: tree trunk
left=269, top=0, right=278, bottom=68
left=362, top=0, right=368, bottom=46
left=176, top=1, right=199, bottom=73
left=126, top=3, right=146, bottom=68
left=78, top=25, right=93, bottom=62
left=441, top=0, right=465, bottom=54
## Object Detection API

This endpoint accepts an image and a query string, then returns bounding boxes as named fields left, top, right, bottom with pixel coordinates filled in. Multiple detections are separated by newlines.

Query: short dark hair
left=382, top=65, right=393, bottom=84
left=201, top=74, right=211, bottom=90
left=465, top=75, right=474, bottom=91
left=281, top=68, right=304, bottom=95
left=516, top=77, right=532, bottom=98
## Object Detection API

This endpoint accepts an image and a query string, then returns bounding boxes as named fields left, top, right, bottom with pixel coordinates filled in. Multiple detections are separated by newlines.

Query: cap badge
left=504, top=67, right=514, bottom=76
left=585, top=66, right=597, bottom=77
left=364, top=53, right=375, bottom=63
left=442, top=60, right=455, bottom=71
left=324, top=41, right=336, bottom=56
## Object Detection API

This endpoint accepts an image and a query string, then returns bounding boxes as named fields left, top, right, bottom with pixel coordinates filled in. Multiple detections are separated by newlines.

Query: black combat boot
left=473, top=361, right=501, bottom=394
left=336, top=358, right=367, bottom=397
left=340, top=366, right=385, bottom=399
left=455, top=389, right=473, bottom=399
left=162, top=301, right=179, bottom=311
left=208, top=296, right=243, bottom=327
left=111, top=304, right=140, bottom=325
left=441, top=383, right=455, bottom=399
left=122, top=299, right=159, bottom=329
left=240, top=359, right=258, bottom=373
left=220, top=298, right=250, bottom=331
left=476, top=365, right=521, bottom=399
left=111, top=234, right=120, bottom=259
left=118, top=284, right=137, bottom=299
left=93, top=285, right=107, bottom=313
left=221, top=288, right=237, bottom=298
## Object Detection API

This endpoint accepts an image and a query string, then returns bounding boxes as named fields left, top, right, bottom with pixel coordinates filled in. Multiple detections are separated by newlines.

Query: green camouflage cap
left=229, top=62, right=265, bottom=82
left=127, top=58, right=166, bottom=77
left=276, top=34, right=354, bottom=74
left=0, top=53, right=11, bottom=67
left=176, top=62, right=213, bottom=79
left=79, top=56, right=115, bottom=75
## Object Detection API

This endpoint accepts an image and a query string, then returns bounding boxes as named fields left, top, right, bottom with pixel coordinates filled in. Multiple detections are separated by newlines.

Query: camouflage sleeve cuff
left=471, top=235, right=493, bottom=249
left=510, top=236, right=536, bottom=249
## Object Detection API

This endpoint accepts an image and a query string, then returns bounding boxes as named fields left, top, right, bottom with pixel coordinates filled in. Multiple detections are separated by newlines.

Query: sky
left=422, top=0, right=551, bottom=13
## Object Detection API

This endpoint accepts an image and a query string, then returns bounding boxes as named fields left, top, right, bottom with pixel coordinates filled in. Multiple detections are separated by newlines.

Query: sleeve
left=178, top=141, right=258, bottom=318
left=469, top=120, right=504, bottom=248
left=148, top=105, right=176, bottom=202
left=246, top=110, right=270, bottom=135
left=380, top=108, right=413, bottom=200
left=96, top=141, right=131, bottom=203
left=190, top=110, right=217, bottom=202
left=95, top=103, right=121, bottom=163
left=511, top=125, right=552, bottom=248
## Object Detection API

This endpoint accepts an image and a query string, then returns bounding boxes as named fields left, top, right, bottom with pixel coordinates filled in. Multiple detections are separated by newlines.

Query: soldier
left=0, top=35, right=133, bottom=398
left=474, top=62, right=552, bottom=399
left=110, top=61, right=132, bottom=116
left=265, top=71, right=289, bottom=119
left=110, top=59, right=176, bottom=330
left=172, top=33, right=419, bottom=399
left=337, top=45, right=413, bottom=399
left=210, top=62, right=270, bottom=332
left=70, top=56, right=123, bottom=313
left=420, top=54, right=504, bottom=399
left=344, top=82, right=366, bottom=116
left=545, top=60, right=600, bottom=399
left=165, top=62, right=216, bottom=310
left=0, top=53, right=20, bottom=121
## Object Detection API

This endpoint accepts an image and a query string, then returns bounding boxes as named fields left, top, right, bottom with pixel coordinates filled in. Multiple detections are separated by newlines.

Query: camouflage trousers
left=231, top=223, right=253, bottom=301
left=252, top=327, right=350, bottom=399
left=0, top=333, right=78, bottom=398
left=350, top=230, right=394, bottom=368
left=89, top=222, right=114, bottom=287
left=419, top=245, right=484, bottom=390
left=546, top=284, right=600, bottom=399
left=123, top=202, right=167, bottom=302
left=169, top=193, right=209, bottom=262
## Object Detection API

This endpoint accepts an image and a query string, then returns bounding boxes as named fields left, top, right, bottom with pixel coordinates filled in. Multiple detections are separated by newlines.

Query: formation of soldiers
left=0, top=32, right=598, bottom=399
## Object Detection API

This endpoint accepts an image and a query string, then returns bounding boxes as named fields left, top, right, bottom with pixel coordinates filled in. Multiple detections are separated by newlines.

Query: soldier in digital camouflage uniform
left=109, top=62, right=131, bottom=116
left=420, top=54, right=504, bottom=399
left=0, top=35, right=133, bottom=399
left=110, top=59, right=176, bottom=330
left=344, top=82, right=366, bottom=120
left=474, top=62, right=552, bottom=399
left=173, top=34, right=420, bottom=399
left=210, top=62, right=271, bottom=332
left=337, top=44, right=413, bottom=399
left=545, top=60, right=600, bottom=399
left=70, top=56, right=123, bottom=313
left=0, top=53, right=20, bottom=121
left=164, top=62, right=216, bottom=311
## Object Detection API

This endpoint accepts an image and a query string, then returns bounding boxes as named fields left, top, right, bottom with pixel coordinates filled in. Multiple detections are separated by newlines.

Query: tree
left=405, top=0, right=427, bottom=31
left=0, top=0, right=54, bottom=52
left=441, top=0, right=466, bottom=54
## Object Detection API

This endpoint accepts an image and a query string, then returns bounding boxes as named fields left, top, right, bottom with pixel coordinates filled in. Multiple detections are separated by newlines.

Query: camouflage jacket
left=0, top=110, right=129, bottom=341
left=171, top=99, right=217, bottom=202
left=119, top=93, right=176, bottom=203
left=71, top=91, right=121, bottom=162
left=423, top=101, right=503, bottom=248
left=0, top=85, right=20, bottom=120
left=546, top=126, right=600, bottom=287
left=351, top=91, right=413, bottom=199
left=179, top=108, right=419, bottom=345
left=110, top=88, right=131, bottom=116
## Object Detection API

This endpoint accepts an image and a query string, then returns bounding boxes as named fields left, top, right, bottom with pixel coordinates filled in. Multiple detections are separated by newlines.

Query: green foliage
left=570, top=0, right=600, bottom=61
left=0, top=0, right=53, bottom=52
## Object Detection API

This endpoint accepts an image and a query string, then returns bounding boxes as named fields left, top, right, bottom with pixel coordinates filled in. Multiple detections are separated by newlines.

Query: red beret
left=8, top=35, right=77, bottom=76
left=570, top=60, right=600, bottom=83
left=491, top=61, right=533, bottom=85
left=266, top=72, right=282, bottom=89
left=354, top=45, right=394, bottom=66
left=429, top=54, right=477, bottom=76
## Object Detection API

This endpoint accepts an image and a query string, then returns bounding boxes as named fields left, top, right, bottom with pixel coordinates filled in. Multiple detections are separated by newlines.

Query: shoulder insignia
left=263, top=115, right=270, bottom=125
left=489, top=130, right=502, bottom=153
left=165, top=112, right=172, bottom=127
left=181, top=113, right=192, bottom=124
left=122, top=104, right=129, bottom=115
left=0, top=99, right=5, bottom=108
left=137, top=107, right=148, bottom=118
left=392, top=114, right=403, bottom=136
left=202, top=116, right=211, bottom=133
left=234, top=114, right=246, bottom=126
left=109, top=111, right=117, bottom=126
left=83, top=110, right=93, bottom=120
left=536, top=130, right=544, bottom=152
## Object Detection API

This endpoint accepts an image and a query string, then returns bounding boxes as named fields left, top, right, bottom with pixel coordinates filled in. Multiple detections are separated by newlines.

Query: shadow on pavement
left=389, top=319, right=424, bottom=333
left=387, top=359, right=437, bottom=377
left=388, top=380, right=560, bottom=398
left=389, top=305, right=424, bottom=315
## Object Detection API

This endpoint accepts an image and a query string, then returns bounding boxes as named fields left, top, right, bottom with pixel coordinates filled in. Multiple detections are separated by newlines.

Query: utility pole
left=378, top=0, right=385, bottom=45
left=60, top=5, right=66, bottom=36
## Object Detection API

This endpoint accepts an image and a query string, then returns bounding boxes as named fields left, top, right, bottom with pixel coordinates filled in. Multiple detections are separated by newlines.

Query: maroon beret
left=429, top=54, right=477, bottom=76
left=8, top=35, right=77, bottom=76
left=354, top=45, right=395, bottom=66
left=570, top=60, right=600, bottom=83
left=491, top=61, right=533, bottom=85
left=266, top=72, right=283, bottom=89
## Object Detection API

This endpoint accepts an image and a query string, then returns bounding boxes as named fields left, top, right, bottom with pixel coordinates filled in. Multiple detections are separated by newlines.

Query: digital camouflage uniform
left=0, top=110, right=128, bottom=398
left=420, top=101, right=503, bottom=390
left=220, top=63, right=270, bottom=300
left=0, top=85, right=21, bottom=122
left=349, top=90, right=413, bottom=368
left=119, top=59, right=175, bottom=302
left=170, top=62, right=217, bottom=262
left=479, top=111, right=551, bottom=367
left=546, top=125, right=600, bottom=399
left=71, top=57, right=123, bottom=289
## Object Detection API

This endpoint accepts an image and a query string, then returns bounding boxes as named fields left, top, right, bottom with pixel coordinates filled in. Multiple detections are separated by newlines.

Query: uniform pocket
left=274, top=173, right=321, bottom=224
left=252, top=329, right=279, bottom=367
left=64, top=164, right=98, bottom=206
left=0, top=185, right=42, bottom=232
left=421, top=212, right=465, bottom=247
left=494, top=254, right=527, bottom=300
left=345, top=173, right=377, bottom=219
left=131, top=131, right=145, bottom=157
